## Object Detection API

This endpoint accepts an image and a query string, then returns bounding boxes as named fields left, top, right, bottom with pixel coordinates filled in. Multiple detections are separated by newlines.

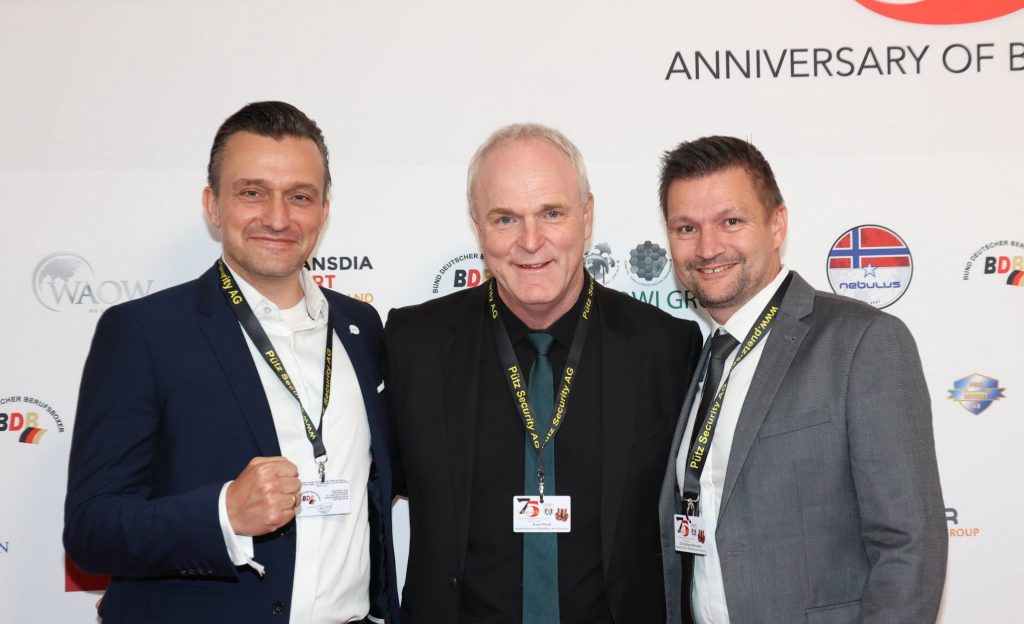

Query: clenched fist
left=226, top=456, right=301, bottom=536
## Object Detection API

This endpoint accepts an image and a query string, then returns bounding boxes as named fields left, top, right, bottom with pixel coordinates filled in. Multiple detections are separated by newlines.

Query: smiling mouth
left=251, top=236, right=297, bottom=246
left=697, top=263, right=736, bottom=275
left=517, top=261, right=551, bottom=270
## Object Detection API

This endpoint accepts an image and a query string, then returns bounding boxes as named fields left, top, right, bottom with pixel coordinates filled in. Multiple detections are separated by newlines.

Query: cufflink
left=349, top=324, right=360, bottom=335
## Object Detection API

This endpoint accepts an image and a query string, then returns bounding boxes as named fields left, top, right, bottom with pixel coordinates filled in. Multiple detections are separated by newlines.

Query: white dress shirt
left=675, top=267, right=790, bottom=624
left=215, top=264, right=374, bottom=623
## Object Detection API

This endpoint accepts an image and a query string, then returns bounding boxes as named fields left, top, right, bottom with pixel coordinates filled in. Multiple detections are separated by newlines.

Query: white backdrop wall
left=1, top=1, right=1021, bottom=621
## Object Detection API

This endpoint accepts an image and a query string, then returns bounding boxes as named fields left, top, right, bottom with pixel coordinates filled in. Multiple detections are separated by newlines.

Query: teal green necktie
left=522, top=332, right=559, bottom=624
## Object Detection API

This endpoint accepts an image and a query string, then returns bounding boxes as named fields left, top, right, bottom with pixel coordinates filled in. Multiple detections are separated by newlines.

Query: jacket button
left=451, top=576, right=459, bottom=587
left=271, top=601, right=285, bottom=615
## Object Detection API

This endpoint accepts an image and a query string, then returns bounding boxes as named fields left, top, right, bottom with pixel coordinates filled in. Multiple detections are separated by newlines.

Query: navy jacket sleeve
left=64, top=304, right=235, bottom=578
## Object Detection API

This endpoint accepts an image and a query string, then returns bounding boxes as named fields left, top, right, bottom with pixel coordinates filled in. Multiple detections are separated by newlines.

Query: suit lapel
left=718, top=274, right=814, bottom=520
left=196, top=265, right=282, bottom=457
left=324, top=296, right=389, bottom=462
left=661, top=337, right=712, bottom=503
left=597, top=286, right=640, bottom=577
left=445, top=287, right=486, bottom=572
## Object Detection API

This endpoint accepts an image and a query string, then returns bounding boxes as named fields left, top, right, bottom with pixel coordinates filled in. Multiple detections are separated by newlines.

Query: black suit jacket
left=385, top=281, right=701, bottom=623
left=63, top=264, right=401, bottom=623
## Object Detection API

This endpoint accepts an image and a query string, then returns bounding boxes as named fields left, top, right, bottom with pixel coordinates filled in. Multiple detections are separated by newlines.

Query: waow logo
left=856, top=0, right=1024, bottom=25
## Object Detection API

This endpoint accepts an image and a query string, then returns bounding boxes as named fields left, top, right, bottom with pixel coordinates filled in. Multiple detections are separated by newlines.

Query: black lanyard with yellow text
left=681, top=272, right=792, bottom=515
left=488, top=275, right=595, bottom=502
left=216, top=259, right=334, bottom=482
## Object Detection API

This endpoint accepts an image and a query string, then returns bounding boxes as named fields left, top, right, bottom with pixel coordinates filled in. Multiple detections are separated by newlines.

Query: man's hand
left=226, top=456, right=301, bottom=536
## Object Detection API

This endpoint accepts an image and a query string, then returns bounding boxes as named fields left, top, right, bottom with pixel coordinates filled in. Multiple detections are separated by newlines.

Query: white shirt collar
left=712, top=265, right=790, bottom=340
left=224, top=258, right=327, bottom=323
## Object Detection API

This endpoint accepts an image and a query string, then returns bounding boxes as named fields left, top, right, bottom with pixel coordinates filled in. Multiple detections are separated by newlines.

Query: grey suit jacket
left=659, top=271, right=947, bottom=624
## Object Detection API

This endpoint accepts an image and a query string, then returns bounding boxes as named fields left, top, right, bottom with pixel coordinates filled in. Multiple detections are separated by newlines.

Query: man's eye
left=678, top=225, right=696, bottom=234
left=240, top=189, right=261, bottom=199
left=725, top=218, right=741, bottom=227
left=496, top=215, right=514, bottom=225
left=545, top=210, right=562, bottom=219
left=293, top=194, right=311, bottom=202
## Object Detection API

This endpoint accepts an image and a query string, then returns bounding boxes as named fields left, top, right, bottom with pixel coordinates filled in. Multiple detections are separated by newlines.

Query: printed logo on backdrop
left=826, top=225, right=912, bottom=309
left=304, top=254, right=375, bottom=304
left=584, top=243, right=619, bottom=284
left=0, top=395, right=65, bottom=446
left=626, top=241, right=672, bottom=286
left=856, top=0, right=1024, bottom=25
left=962, top=240, right=1024, bottom=287
left=1, top=539, right=8, bottom=555
left=948, top=374, right=1005, bottom=415
left=584, top=240, right=707, bottom=313
left=665, top=2, right=1024, bottom=80
left=432, top=252, right=491, bottom=297
left=32, top=252, right=155, bottom=313
left=65, top=553, right=109, bottom=592
left=946, top=507, right=982, bottom=538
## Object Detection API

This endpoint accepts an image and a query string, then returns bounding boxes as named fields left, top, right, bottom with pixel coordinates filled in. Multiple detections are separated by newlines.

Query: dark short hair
left=658, top=136, right=783, bottom=218
left=206, top=101, right=331, bottom=195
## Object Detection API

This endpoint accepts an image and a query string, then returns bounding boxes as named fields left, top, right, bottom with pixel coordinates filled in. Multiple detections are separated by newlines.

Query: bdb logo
left=856, top=0, right=1024, bottom=25
left=961, top=240, right=1024, bottom=287
left=32, top=252, right=155, bottom=312
left=948, top=374, right=1005, bottom=415
left=946, top=507, right=982, bottom=538
left=431, top=252, right=490, bottom=296
left=826, top=224, right=912, bottom=309
left=0, top=395, right=65, bottom=445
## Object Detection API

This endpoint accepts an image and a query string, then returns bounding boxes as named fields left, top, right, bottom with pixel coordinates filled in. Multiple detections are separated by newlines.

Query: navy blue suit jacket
left=64, top=264, right=400, bottom=623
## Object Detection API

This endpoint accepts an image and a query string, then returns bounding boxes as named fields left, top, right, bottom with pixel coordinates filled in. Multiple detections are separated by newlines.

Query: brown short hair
left=658, top=136, right=783, bottom=218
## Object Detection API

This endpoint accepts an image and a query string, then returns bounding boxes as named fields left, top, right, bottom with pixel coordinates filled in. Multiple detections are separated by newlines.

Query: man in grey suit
left=656, top=136, right=947, bottom=623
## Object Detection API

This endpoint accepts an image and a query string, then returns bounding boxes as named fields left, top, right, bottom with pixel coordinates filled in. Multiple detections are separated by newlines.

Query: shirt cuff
left=218, top=480, right=266, bottom=576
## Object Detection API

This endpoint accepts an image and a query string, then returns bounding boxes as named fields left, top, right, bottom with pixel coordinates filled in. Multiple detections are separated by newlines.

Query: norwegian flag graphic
left=828, top=225, right=911, bottom=269
left=826, top=224, right=913, bottom=309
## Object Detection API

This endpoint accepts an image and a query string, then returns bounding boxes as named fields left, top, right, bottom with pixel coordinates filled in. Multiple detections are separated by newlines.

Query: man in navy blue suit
left=64, top=101, right=400, bottom=623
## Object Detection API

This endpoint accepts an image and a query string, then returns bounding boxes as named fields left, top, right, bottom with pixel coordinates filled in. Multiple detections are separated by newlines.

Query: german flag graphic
left=19, top=427, right=46, bottom=444
left=1007, top=270, right=1024, bottom=287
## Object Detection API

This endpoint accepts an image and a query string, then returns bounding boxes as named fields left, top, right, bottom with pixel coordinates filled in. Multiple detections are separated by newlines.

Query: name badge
left=673, top=514, right=708, bottom=555
left=297, top=478, right=351, bottom=518
left=512, top=495, right=571, bottom=533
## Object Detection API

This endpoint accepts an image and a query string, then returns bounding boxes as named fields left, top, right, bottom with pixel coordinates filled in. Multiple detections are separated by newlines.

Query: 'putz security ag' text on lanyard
left=681, top=272, right=793, bottom=516
left=488, top=275, right=594, bottom=503
left=216, top=259, right=334, bottom=482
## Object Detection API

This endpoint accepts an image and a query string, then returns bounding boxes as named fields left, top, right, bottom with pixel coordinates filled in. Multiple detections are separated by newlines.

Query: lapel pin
left=349, top=324, right=360, bottom=335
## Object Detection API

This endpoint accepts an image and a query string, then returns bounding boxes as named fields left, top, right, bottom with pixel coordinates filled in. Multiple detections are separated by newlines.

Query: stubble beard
left=683, top=256, right=752, bottom=312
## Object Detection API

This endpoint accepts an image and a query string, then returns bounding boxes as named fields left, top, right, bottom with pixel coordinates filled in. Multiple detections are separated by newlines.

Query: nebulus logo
left=856, top=0, right=1024, bottom=25
left=826, top=225, right=913, bottom=309
left=32, top=252, right=155, bottom=312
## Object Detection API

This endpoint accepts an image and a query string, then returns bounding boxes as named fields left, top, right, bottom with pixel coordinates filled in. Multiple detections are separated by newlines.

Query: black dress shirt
left=459, top=280, right=613, bottom=624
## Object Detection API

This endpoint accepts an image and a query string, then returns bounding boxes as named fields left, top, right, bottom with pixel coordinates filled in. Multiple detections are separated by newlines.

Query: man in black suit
left=385, top=124, right=702, bottom=623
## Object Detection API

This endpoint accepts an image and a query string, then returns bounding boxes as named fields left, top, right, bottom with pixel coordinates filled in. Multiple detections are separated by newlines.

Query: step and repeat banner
left=1, top=1, right=1021, bottom=621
